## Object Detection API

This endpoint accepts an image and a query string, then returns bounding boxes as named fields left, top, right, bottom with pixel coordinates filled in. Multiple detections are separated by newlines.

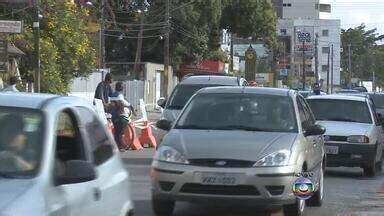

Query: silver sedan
left=152, top=87, right=326, bottom=216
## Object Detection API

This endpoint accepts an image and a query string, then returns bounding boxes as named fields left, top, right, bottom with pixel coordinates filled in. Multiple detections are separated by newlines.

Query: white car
left=307, top=94, right=383, bottom=176
left=0, top=92, right=134, bottom=216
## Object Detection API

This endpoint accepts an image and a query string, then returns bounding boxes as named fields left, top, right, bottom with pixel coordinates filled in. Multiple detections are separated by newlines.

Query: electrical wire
left=104, top=33, right=165, bottom=39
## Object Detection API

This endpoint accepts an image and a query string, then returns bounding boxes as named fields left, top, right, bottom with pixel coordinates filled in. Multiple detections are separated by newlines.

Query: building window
left=319, top=4, right=331, bottom=13
left=322, top=29, right=329, bottom=37
left=280, top=29, right=287, bottom=35
left=322, top=65, right=329, bottom=72
left=283, top=3, right=292, bottom=7
left=322, top=47, right=330, bottom=54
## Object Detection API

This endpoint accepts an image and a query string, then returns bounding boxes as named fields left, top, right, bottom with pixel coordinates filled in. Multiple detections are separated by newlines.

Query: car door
left=300, top=96, right=324, bottom=168
left=50, top=109, right=100, bottom=216
left=76, top=106, right=131, bottom=216
left=368, top=100, right=383, bottom=160
left=296, top=96, right=319, bottom=174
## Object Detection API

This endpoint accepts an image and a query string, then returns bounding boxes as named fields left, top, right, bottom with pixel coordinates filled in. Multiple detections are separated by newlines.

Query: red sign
left=178, top=61, right=225, bottom=77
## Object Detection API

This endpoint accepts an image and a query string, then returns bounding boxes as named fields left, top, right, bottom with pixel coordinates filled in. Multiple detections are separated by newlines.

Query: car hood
left=317, top=121, right=373, bottom=136
left=163, top=129, right=298, bottom=161
left=162, top=109, right=182, bottom=123
left=0, top=178, right=34, bottom=210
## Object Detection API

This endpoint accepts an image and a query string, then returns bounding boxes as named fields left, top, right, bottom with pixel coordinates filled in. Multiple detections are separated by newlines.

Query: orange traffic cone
left=139, top=121, right=157, bottom=148
left=121, top=123, right=143, bottom=151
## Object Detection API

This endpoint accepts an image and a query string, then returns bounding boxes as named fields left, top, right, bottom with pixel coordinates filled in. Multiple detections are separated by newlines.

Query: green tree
left=341, top=25, right=384, bottom=85
left=6, top=1, right=96, bottom=94
left=221, top=0, right=278, bottom=49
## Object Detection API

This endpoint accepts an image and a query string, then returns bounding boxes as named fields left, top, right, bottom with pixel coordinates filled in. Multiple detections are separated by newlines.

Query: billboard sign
left=0, top=20, right=23, bottom=33
left=294, top=26, right=314, bottom=53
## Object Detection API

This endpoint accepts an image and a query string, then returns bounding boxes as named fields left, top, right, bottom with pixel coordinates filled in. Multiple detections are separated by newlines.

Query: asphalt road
left=122, top=149, right=384, bottom=216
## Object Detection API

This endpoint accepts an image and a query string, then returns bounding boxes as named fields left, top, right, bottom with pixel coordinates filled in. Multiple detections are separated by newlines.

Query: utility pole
left=302, top=40, right=306, bottom=90
left=331, top=44, right=334, bottom=93
left=314, top=34, right=319, bottom=83
left=163, top=0, right=170, bottom=98
left=326, top=46, right=330, bottom=94
left=134, top=3, right=145, bottom=74
left=99, top=0, right=106, bottom=78
left=33, top=0, right=40, bottom=93
left=348, top=43, right=352, bottom=87
left=230, top=33, right=234, bottom=75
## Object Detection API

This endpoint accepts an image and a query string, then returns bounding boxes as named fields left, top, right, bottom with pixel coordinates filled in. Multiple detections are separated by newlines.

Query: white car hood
left=164, top=129, right=298, bottom=161
left=0, top=178, right=34, bottom=210
left=317, top=121, right=373, bottom=136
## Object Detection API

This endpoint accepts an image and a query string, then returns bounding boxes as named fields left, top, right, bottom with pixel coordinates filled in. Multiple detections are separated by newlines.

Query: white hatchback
left=0, top=92, right=134, bottom=216
left=307, top=94, right=383, bottom=176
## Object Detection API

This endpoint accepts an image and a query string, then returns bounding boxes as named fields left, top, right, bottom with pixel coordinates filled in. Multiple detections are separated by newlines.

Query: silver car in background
left=307, top=94, right=383, bottom=176
left=153, top=87, right=326, bottom=216
left=157, top=75, right=247, bottom=123
left=0, top=93, right=134, bottom=216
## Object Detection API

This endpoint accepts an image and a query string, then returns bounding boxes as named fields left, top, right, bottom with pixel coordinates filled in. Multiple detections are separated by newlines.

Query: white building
left=280, top=0, right=332, bottom=19
left=277, top=19, right=341, bottom=86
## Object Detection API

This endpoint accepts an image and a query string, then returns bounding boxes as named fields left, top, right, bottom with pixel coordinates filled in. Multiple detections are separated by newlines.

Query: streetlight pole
left=99, top=0, right=105, bottom=78
left=348, top=43, right=352, bottom=87
left=331, top=44, right=334, bottom=94
left=33, top=0, right=40, bottom=93
left=315, top=33, right=319, bottom=84
left=163, top=0, right=170, bottom=98
left=302, top=40, right=306, bottom=90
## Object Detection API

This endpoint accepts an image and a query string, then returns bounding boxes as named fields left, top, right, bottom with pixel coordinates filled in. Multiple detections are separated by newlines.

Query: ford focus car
left=152, top=87, right=326, bottom=216
left=307, top=94, right=383, bottom=176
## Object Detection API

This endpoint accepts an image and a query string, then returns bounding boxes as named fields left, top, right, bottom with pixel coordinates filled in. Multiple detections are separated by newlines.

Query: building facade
left=272, top=0, right=332, bottom=19
left=277, top=19, right=341, bottom=88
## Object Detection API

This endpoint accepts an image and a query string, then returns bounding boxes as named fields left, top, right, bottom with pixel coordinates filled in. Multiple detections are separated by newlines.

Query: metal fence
left=119, top=80, right=145, bottom=110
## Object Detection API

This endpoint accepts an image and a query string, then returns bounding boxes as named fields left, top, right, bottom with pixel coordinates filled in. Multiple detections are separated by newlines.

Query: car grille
left=180, top=183, right=260, bottom=196
left=328, top=136, right=348, bottom=142
left=188, top=159, right=255, bottom=168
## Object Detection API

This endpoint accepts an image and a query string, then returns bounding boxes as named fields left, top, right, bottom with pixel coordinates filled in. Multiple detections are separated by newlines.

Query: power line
left=104, top=33, right=165, bottom=39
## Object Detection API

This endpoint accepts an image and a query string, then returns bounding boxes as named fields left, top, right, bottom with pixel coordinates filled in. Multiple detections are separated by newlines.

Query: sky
left=330, top=0, right=384, bottom=34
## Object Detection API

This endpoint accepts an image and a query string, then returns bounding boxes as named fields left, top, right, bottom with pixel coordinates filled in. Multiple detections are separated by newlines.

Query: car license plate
left=326, top=146, right=339, bottom=155
left=196, top=172, right=242, bottom=186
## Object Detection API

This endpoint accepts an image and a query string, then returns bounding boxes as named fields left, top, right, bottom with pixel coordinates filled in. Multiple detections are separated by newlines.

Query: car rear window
left=166, top=84, right=226, bottom=110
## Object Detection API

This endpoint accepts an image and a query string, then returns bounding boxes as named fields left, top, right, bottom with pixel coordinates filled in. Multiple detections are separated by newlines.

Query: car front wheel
left=283, top=198, right=305, bottom=216
left=152, top=197, right=175, bottom=216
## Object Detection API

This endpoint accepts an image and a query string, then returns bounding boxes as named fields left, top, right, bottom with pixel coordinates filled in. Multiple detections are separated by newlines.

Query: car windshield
left=175, top=93, right=298, bottom=133
left=307, top=99, right=372, bottom=124
left=166, top=84, right=226, bottom=110
left=0, top=107, right=43, bottom=178
left=370, top=94, right=384, bottom=109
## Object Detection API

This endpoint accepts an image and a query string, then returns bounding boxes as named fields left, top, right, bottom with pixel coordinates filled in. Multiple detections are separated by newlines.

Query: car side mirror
left=55, top=160, right=96, bottom=186
left=157, top=98, right=166, bottom=109
left=156, top=119, right=172, bottom=131
left=305, top=124, right=326, bottom=137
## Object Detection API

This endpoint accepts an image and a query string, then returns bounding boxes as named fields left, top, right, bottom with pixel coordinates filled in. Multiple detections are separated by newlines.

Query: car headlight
left=254, top=150, right=291, bottom=167
left=347, top=135, right=369, bottom=143
left=154, top=146, right=189, bottom=164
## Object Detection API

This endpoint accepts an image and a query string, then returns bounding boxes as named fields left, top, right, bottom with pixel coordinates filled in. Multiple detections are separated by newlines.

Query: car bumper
left=325, top=142, right=376, bottom=167
left=151, top=161, right=299, bottom=206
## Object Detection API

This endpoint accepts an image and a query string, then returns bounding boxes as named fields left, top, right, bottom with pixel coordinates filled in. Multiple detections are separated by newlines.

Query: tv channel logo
left=292, top=177, right=314, bottom=200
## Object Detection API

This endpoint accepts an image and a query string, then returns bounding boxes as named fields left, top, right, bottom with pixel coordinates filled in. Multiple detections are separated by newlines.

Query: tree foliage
left=341, top=25, right=384, bottom=85
left=106, top=0, right=278, bottom=70
left=6, top=1, right=96, bottom=94
left=221, top=0, right=278, bottom=50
